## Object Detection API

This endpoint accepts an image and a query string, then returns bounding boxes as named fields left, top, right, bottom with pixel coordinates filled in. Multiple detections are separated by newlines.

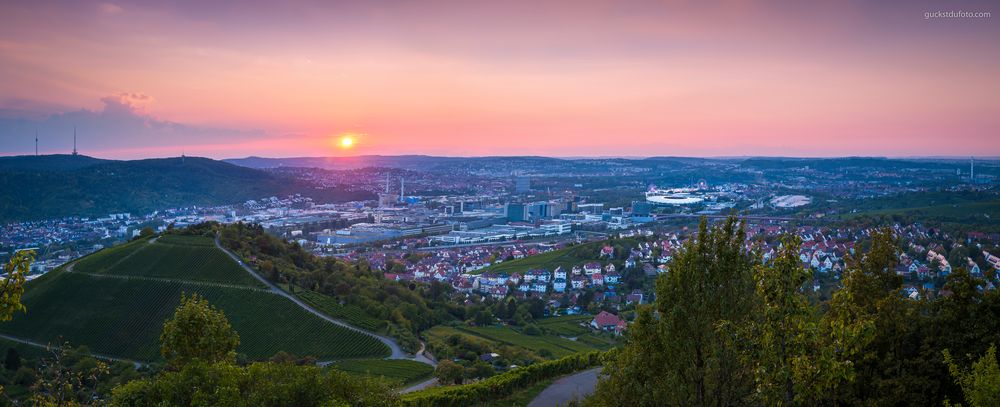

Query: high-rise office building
left=506, top=203, right=527, bottom=222
left=514, top=176, right=531, bottom=193
left=632, top=201, right=653, bottom=216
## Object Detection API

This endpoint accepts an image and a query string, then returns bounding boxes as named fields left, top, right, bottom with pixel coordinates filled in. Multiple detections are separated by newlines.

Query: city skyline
left=1, top=0, right=998, bottom=159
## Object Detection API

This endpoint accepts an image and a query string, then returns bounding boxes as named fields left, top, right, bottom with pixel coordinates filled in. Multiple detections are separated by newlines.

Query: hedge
left=401, top=351, right=606, bottom=406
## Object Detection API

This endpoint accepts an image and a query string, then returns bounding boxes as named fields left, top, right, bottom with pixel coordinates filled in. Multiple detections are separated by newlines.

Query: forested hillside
left=0, top=155, right=373, bottom=222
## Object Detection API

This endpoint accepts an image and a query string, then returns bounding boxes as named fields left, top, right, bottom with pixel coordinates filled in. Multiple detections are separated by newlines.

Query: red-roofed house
left=591, top=311, right=626, bottom=335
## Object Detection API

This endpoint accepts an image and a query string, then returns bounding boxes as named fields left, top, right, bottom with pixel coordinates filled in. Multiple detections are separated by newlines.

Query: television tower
left=72, top=126, right=78, bottom=156
left=399, top=177, right=405, bottom=202
left=34, top=129, right=38, bottom=156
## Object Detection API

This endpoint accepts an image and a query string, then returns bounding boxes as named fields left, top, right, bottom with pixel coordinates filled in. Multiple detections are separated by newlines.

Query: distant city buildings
left=514, top=176, right=531, bottom=193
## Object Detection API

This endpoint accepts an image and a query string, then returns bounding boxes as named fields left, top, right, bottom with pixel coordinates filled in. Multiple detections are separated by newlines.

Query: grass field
left=458, top=326, right=596, bottom=358
left=474, top=241, right=613, bottom=275
left=0, top=235, right=390, bottom=361
left=424, top=326, right=491, bottom=345
left=535, top=315, right=593, bottom=337
left=330, top=359, right=434, bottom=386
left=425, top=322, right=608, bottom=360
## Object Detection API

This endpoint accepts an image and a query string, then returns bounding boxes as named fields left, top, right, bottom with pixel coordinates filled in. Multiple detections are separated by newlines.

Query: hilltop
left=0, top=233, right=391, bottom=361
left=0, top=154, right=110, bottom=171
left=0, top=155, right=373, bottom=222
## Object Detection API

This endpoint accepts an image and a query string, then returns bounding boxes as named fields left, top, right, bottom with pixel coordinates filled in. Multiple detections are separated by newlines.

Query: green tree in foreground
left=737, top=235, right=872, bottom=406
left=115, top=294, right=397, bottom=406
left=943, top=345, right=1000, bottom=407
left=590, top=219, right=885, bottom=406
left=739, top=235, right=816, bottom=405
left=0, top=250, right=33, bottom=398
left=1, top=249, right=34, bottom=321
left=111, top=360, right=398, bottom=407
left=591, top=217, right=756, bottom=406
left=160, top=293, right=240, bottom=368
left=30, top=344, right=109, bottom=406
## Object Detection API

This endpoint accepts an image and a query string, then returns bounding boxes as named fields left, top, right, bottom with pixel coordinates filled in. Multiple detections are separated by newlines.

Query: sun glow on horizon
left=338, top=135, right=355, bottom=149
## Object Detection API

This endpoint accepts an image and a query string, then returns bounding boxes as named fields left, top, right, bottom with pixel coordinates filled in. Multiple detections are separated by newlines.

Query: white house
left=554, top=266, right=567, bottom=280
left=553, top=278, right=567, bottom=293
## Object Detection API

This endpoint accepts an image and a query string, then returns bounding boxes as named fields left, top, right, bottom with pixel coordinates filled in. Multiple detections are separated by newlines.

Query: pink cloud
left=100, top=92, right=155, bottom=115
left=98, top=3, right=123, bottom=15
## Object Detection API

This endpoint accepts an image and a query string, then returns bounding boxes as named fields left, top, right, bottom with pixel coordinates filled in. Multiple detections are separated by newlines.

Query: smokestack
left=400, top=177, right=405, bottom=202
left=72, top=125, right=78, bottom=156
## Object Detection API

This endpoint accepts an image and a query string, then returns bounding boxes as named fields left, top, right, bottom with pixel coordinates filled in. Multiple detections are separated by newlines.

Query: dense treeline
left=402, top=351, right=604, bottom=407
left=589, top=217, right=1000, bottom=406
left=831, top=190, right=1000, bottom=232
left=0, top=156, right=374, bottom=223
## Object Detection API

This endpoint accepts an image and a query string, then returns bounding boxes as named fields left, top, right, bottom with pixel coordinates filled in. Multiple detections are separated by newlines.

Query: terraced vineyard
left=74, top=236, right=265, bottom=288
left=155, top=234, right=216, bottom=246
left=0, top=235, right=390, bottom=361
left=330, top=359, right=434, bottom=385
left=71, top=237, right=151, bottom=273
left=292, top=287, right=385, bottom=332
left=534, top=315, right=593, bottom=337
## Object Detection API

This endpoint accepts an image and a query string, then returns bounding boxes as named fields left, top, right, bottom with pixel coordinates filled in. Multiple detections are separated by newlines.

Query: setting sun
left=339, top=135, right=355, bottom=149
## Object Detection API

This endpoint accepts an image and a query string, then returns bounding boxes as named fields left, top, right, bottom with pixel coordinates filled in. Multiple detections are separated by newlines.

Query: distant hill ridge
left=0, top=155, right=372, bottom=223
left=0, top=154, right=110, bottom=171
left=222, top=154, right=979, bottom=172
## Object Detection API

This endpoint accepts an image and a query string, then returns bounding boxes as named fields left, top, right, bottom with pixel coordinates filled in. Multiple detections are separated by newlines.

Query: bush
left=111, top=360, right=398, bottom=407
left=402, top=351, right=605, bottom=407
left=13, top=366, right=35, bottom=387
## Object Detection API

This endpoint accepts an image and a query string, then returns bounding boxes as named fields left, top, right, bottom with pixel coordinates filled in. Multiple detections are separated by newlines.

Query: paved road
left=528, top=368, right=601, bottom=407
left=214, top=236, right=437, bottom=367
left=0, top=333, right=144, bottom=368
left=402, top=377, right=438, bottom=393
left=72, top=271, right=273, bottom=292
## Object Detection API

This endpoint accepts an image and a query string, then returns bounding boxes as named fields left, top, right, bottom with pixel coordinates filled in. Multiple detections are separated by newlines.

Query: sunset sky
left=0, top=0, right=997, bottom=159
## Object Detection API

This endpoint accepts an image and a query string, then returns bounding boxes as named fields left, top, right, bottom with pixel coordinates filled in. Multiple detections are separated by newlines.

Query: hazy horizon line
left=3, top=153, right=999, bottom=161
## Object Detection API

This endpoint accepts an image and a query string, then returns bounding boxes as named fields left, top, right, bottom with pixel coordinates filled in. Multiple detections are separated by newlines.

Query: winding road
left=528, top=368, right=601, bottom=407
left=0, top=333, right=144, bottom=369
left=213, top=237, right=438, bottom=372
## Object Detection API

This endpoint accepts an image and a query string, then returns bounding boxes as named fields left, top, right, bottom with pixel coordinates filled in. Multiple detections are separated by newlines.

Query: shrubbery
left=111, top=360, right=397, bottom=406
left=403, top=351, right=605, bottom=406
